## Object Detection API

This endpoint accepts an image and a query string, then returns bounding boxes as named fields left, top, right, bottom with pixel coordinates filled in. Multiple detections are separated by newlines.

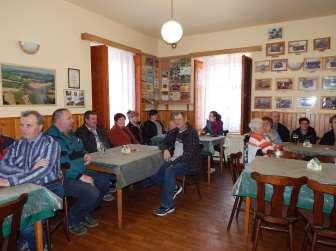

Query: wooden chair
left=251, top=172, right=307, bottom=251
left=300, top=179, right=336, bottom=251
left=0, top=193, right=28, bottom=251
left=314, top=155, right=335, bottom=164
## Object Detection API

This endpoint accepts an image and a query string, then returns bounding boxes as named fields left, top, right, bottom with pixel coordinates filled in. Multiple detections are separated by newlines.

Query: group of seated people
left=247, top=111, right=336, bottom=163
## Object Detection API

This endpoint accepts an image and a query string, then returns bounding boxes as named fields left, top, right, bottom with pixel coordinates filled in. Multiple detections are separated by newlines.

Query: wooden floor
left=53, top=166, right=333, bottom=251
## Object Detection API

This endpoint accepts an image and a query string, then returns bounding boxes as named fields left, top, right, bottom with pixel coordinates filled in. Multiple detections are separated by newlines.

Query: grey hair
left=248, top=118, right=263, bottom=132
left=52, top=108, right=69, bottom=123
left=172, top=111, right=186, bottom=118
left=126, top=110, right=136, bottom=119
left=21, top=110, right=44, bottom=125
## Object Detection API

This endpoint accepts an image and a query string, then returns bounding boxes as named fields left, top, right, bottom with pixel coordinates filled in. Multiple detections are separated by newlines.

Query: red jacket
left=109, top=125, right=139, bottom=147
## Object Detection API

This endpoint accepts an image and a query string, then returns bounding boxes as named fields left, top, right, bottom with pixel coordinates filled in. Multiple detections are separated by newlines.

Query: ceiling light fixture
left=18, top=41, right=40, bottom=54
left=160, top=0, right=183, bottom=49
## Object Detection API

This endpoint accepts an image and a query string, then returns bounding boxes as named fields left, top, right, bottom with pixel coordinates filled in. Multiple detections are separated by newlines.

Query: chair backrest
left=229, top=152, right=243, bottom=183
left=0, top=193, right=28, bottom=251
left=280, top=151, right=305, bottom=160
left=307, top=179, right=336, bottom=228
left=315, top=155, right=335, bottom=164
left=251, top=172, right=307, bottom=219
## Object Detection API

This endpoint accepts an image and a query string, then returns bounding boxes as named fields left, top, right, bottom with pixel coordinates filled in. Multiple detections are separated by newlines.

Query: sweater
left=291, top=126, right=317, bottom=144
left=109, top=125, right=139, bottom=147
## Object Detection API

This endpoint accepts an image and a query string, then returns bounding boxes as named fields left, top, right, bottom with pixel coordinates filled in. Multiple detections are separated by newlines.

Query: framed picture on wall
left=68, top=68, right=80, bottom=89
left=268, top=27, right=282, bottom=39
left=322, top=76, right=336, bottom=90
left=254, top=96, right=272, bottom=109
left=275, top=96, right=292, bottom=109
left=288, top=40, right=308, bottom=54
left=324, top=56, right=336, bottom=71
left=313, top=37, right=330, bottom=51
left=303, top=58, right=321, bottom=71
left=64, top=89, right=85, bottom=107
left=298, top=77, right=318, bottom=91
left=266, top=42, right=285, bottom=57
left=275, top=78, right=293, bottom=90
left=297, top=96, right=317, bottom=109
left=255, top=78, right=272, bottom=90
left=271, top=59, right=288, bottom=72
left=254, top=60, right=270, bottom=72
left=321, top=96, right=336, bottom=110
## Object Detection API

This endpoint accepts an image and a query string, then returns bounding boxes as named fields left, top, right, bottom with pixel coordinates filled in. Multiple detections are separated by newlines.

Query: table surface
left=199, top=135, right=225, bottom=154
left=283, top=142, right=336, bottom=157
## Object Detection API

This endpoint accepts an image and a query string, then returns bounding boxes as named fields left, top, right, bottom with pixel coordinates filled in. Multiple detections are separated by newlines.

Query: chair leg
left=252, top=218, right=262, bottom=251
left=63, top=197, right=71, bottom=242
left=227, top=196, right=239, bottom=230
left=235, top=197, right=243, bottom=220
left=310, top=232, right=317, bottom=251
left=182, top=176, right=186, bottom=194
left=288, top=224, right=294, bottom=251
left=45, top=219, right=52, bottom=250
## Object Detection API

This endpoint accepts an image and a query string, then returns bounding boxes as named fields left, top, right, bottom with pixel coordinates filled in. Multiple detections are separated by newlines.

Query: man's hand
left=33, top=159, right=49, bottom=170
left=83, top=154, right=92, bottom=165
left=163, top=149, right=171, bottom=161
left=0, top=178, right=10, bottom=187
left=79, top=174, right=94, bottom=186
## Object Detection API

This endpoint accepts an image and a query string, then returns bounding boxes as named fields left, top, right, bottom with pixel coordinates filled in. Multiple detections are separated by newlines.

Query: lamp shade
left=161, top=20, right=183, bottom=44
left=18, top=41, right=40, bottom=54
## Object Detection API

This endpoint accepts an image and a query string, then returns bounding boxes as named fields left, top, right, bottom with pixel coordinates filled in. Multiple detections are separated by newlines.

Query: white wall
left=0, top=0, right=157, bottom=117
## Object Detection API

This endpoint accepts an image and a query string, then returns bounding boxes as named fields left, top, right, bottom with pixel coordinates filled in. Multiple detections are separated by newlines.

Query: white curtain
left=198, top=53, right=243, bottom=133
left=108, top=47, right=135, bottom=126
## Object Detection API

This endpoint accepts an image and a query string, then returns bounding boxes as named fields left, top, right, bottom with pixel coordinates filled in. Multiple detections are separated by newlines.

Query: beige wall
left=0, top=0, right=157, bottom=117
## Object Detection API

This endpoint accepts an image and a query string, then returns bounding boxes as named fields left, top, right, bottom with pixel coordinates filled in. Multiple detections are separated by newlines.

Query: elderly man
left=46, top=109, right=112, bottom=236
left=271, top=112, right=290, bottom=142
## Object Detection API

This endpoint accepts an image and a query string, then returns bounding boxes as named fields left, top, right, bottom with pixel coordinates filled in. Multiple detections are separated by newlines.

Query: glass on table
left=292, top=133, right=299, bottom=144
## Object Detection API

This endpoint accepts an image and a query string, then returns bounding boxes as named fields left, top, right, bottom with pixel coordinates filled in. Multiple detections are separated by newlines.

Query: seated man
left=271, top=112, right=290, bottom=142
left=142, top=109, right=166, bottom=144
left=291, top=117, right=317, bottom=144
left=320, top=115, right=336, bottom=145
left=150, top=112, right=201, bottom=216
left=46, top=108, right=112, bottom=236
left=109, top=113, right=139, bottom=147
left=76, top=110, right=111, bottom=153
left=0, top=133, right=14, bottom=160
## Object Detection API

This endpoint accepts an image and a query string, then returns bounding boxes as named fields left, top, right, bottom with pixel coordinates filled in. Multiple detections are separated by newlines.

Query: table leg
left=117, top=188, right=123, bottom=229
left=34, top=220, right=43, bottom=251
left=244, top=197, right=251, bottom=243
left=220, top=143, right=224, bottom=175
left=207, top=156, right=211, bottom=184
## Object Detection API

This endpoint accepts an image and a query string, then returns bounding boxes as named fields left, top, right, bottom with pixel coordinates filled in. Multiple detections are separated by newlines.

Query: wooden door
left=240, top=55, right=252, bottom=134
left=194, top=59, right=204, bottom=129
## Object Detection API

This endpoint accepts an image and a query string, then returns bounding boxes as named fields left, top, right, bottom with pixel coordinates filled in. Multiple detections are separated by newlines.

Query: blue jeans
left=150, top=162, right=189, bottom=209
left=64, top=172, right=112, bottom=226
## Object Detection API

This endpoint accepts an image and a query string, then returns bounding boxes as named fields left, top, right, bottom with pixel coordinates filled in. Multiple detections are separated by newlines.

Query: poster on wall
left=1, top=64, right=56, bottom=105
left=64, top=89, right=85, bottom=107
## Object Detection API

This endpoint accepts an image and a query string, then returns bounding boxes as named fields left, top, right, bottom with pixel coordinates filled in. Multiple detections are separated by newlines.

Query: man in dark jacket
left=271, top=112, right=290, bottom=142
left=320, top=115, right=336, bottom=145
left=291, top=117, right=317, bottom=144
left=150, top=112, right=201, bottom=216
left=76, top=111, right=111, bottom=153
left=142, top=109, right=165, bottom=144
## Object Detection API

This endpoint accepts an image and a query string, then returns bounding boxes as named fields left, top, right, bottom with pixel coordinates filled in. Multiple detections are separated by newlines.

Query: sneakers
left=103, top=193, right=115, bottom=202
left=69, top=224, right=87, bottom=236
left=82, top=216, right=99, bottom=228
left=154, top=206, right=176, bottom=216
left=173, top=185, right=183, bottom=200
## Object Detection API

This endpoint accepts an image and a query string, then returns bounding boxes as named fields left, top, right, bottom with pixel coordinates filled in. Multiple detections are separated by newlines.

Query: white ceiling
left=66, top=0, right=336, bottom=37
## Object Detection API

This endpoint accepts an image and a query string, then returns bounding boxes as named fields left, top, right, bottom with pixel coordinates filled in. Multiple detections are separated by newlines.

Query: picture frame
left=64, top=89, right=85, bottom=107
left=324, top=56, right=336, bottom=71
left=297, top=96, right=317, bottom=109
left=303, top=58, right=321, bottom=71
left=255, top=78, right=272, bottom=91
left=298, top=77, right=318, bottom=91
left=322, top=76, right=336, bottom=90
left=321, top=96, right=336, bottom=110
left=271, top=59, right=288, bottom=72
left=288, top=40, right=308, bottom=54
left=275, top=78, right=293, bottom=90
left=254, top=96, right=272, bottom=109
left=313, top=37, right=330, bottom=51
left=266, top=42, right=285, bottom=57
left=268, top=27, right=282, bottom=40
left=68, top=68, right=80, bottom=89
left=254, top=60, right=270, bottom=73
left=275, top=96, right=292, bottom=109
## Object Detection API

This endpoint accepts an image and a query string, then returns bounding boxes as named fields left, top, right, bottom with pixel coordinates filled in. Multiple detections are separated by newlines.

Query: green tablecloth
left=283, top=142, right=336, bottom=157
left=233, top=157, right=336, bottom=213
left=91, top=144, right=164, bottom=188
left=199, top=135, right=225, bottom=155
left=0, top=183, right=62, bottom=237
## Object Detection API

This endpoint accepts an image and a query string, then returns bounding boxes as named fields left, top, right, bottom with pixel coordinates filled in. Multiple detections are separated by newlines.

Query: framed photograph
left=303, top=58, right=321, bottom=71
left=254, top=97, right=272, bottom=109
left=321, top=96, right=336, bottom=110
left=255, top=60, right=270, bottom=72
left=322, top=76, right=336, bottom=90
left=298, top=77, right=318, bottom=91
left=266, top=42, right=285, bottom=57
left=268, top=27, right=282, bottom=40
left=324, top=56, right=336, bottom=71
left=1, top=64, right=56, bottom=106
left=68, top=68, right=80, bottom=89
left=271, top=59, right=288, bottom=72
left=288, top=40, right=308, bottom=54
left=313, top=37, right=330, bottom=51
left=64, top=89, right=85, bottom=107
left=275, top=96, right=292, bottom=109
left=275, top=78, right=293, bottom=90
left=255, top=78, right=272, bottom=90
left=297, top=96, right=317, bottom=109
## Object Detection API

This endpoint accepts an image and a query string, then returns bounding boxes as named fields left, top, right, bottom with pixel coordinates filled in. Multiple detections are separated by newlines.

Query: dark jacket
left=159, top=124, right=201, bottom=173
left=109, top=125, right=139, bottom=147
left=291, top=126, right=317, bottom=144
left=142, top=120, right=165, bottom=144
left=319, top=130, right=335, bottom=146
left=0, top=135, right=14, bottom=160
left=275, top=122, right=290, bottom=142
left=127, top=122, right=143, bottom=144
left=203, top=120, right=223, bottom=136
left=75, top=124, right=111, bottom=153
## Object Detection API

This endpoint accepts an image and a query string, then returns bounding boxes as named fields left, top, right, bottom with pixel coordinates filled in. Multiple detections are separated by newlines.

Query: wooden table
left=89, top=144, right=163, bottom=228
left=283, top=142, right=336, bottom=157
